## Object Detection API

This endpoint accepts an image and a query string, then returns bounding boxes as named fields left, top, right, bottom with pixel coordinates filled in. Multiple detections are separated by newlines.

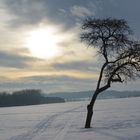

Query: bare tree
left=81, top=18, right=140, bottom=128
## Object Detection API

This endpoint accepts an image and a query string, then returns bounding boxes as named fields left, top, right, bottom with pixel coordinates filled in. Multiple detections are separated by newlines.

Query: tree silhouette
left=81, top=18, right=140, bottom=128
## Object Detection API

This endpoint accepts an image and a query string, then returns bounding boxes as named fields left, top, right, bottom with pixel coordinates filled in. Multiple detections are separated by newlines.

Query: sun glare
left=26, top=27, right=61, bottom=59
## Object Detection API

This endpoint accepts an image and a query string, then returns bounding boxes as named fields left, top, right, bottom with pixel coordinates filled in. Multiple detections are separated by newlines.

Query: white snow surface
left=0, top=97, right=140, bottom=140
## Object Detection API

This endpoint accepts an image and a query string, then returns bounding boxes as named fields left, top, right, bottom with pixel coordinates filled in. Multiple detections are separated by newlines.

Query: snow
left=0, top=97, right=140, bottom=140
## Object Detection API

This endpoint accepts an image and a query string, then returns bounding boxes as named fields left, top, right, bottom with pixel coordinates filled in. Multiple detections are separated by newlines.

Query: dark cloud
left=3, top=0, right=140, bottom=37
left=52, top=60, right=100, bottom=72
left=0, top=75, right=97, bottom=93
left=92, top=0, right=140, bottom=37
left=0, top=50, right=36, bottom=68
left=1, top=74, right=140, bottom=93
left=3, top=0, right=49, bottom=27
left=3, top=0, right=98, bottom=28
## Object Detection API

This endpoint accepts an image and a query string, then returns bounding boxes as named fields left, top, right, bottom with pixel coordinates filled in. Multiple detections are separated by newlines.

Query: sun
left=26, top=27, right=61, bottom=59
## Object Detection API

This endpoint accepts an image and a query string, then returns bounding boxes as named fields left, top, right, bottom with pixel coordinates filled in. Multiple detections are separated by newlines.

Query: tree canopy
left=81, top=18, right=140, bottom=88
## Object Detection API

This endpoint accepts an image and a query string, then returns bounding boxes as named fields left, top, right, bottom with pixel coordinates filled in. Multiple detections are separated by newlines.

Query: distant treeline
left=0, top=89, right=65, bottom=107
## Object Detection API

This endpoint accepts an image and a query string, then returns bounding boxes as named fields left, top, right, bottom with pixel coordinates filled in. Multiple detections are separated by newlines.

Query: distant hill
left=47, top=90, right=140, bottom=101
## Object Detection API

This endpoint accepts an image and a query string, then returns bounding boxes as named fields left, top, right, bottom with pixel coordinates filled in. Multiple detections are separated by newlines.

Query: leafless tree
left=81, top=18, right=140, bottom=128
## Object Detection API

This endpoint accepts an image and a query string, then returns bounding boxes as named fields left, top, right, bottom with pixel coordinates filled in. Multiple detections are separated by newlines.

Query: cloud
left=0, top=75, right=97, bottom=93
left=0, top=50, right=37, bottom=69
left=2, top=0, right=98, bottom=29
left=2, top=0, right=75, bottom=28
left=2, top=0, right=49, bottom=27
left=1, top=74, right=140, bottom=93
left=52, top=60, right=99, bottom=73
left=58, top=9, right=66, bottom=14
left=70, top=5, right=93, bottom=18
left=0, top=51, right=26, bottom=68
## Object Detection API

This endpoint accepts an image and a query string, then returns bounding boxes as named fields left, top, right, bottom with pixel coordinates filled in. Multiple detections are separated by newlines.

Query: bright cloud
left=70, top=5, right=93, bottom=18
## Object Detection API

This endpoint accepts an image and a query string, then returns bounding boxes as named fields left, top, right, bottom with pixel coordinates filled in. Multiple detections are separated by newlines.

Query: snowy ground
left=0, top=97, right=140, bottom=140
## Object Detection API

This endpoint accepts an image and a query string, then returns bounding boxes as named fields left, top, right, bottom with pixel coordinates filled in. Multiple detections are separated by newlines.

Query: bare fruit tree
left=81, top=18, right=140, bottom=128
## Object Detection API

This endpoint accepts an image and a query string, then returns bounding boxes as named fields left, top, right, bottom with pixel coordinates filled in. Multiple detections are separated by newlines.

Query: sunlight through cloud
left=26, top=27, right=62, bottom=59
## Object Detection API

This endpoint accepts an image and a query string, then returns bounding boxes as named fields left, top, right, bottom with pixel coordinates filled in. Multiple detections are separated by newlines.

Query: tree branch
left=111, top=74, right=124, bottom=83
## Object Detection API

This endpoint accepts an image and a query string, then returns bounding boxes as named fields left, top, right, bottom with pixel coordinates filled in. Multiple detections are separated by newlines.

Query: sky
left=0, top=0, right=140, bottom=93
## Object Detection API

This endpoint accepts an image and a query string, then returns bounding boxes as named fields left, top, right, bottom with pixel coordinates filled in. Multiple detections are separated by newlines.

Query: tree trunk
left=85, top=104, right=93, bottom=128
left=85, top=91, right=98, bottom=128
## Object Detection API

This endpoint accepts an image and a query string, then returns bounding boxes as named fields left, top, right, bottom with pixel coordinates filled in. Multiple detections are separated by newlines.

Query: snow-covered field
left=0, top=97, right=140, bottom=140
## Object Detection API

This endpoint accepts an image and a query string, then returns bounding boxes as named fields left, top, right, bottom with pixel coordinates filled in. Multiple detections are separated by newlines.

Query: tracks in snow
left=8, top=105, right=83, bottom=140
